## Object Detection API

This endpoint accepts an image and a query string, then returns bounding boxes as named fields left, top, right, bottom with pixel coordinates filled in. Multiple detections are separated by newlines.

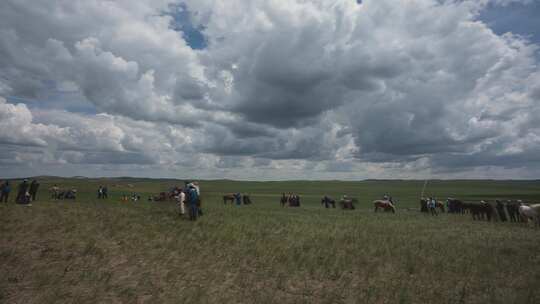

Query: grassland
left=1, top=178, right=539, bottom=303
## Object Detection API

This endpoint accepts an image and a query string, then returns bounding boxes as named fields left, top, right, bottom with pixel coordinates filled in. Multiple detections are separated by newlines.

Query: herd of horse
left=420, top=198, right=540, bottom=225
left=321, top=196, right=358, bottom=209
left=222, top=193, right=252, bottom=205
left=221, top=192, right=539, bottom=226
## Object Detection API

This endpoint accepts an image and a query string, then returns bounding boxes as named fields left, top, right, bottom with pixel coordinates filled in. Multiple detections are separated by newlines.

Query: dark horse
left=280, top=193, right=300, bottom=207
left=280, top=193, right=288, bottom=207
left=321, top=196, right=336, bottom=208
left=505, top=201, right=521, bottom=222
left=446, top=198, right=464, bottom=214
left=242, top=194, right=252, bottom=205
left=289, top=194, right=301, bottom=207
left=463, top=201, right=494, bottom=221
left=420, top=198, right=428, bottom=213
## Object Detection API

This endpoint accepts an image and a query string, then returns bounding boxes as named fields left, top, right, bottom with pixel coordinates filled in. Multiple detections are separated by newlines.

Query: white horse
left=519, top=204, right=540, bottom=227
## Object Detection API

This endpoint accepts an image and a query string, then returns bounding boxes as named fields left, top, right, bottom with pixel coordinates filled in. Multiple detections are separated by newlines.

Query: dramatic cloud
left=1, top=0, right=539, bottom=179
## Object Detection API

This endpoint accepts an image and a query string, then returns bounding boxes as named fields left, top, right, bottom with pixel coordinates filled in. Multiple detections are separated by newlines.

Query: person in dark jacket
left=0, top=181, right=10, bottom=203
left=187, top=185, right=199, bottom=221
left=15, top=179, right=29, bottom=204
left=29, top=180, right=40, bottom=201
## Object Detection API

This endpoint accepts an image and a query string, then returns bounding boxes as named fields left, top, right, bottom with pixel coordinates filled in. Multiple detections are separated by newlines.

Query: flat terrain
left=1, top=178, right=539, bottom=303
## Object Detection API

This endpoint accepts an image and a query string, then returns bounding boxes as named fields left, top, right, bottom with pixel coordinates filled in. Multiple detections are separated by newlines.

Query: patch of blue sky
left=166, top=3, right=208, bottom=50
left=479, top=1, right=540, bottom=48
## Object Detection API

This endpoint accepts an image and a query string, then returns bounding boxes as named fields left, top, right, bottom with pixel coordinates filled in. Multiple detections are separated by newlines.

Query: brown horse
left=373, top=200, right=395, bottom=213
left=436, top=201, right=445, bottom=213
left=223, top=194, right=235, bottom=204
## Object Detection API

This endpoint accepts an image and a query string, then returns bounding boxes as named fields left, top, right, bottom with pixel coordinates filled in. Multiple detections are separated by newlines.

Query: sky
left=1, top=0, right=540, bottom=180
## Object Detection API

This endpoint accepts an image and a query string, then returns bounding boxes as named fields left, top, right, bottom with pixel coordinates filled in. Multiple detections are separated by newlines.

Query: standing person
left=15, top=179, right=29, bottom=204
left=97, top=186, right=103, bottom=199
left=192, top=182, right=202, bottom=216
left=429, top=197, right=438, bottom=216
left=102, top=186, right=108, bottom=199
left=29, top=180, right=40, bottom=202
left=51, top=184, right=59, bottom=200
left=0, top=181, right=10, bottom=203
left=187, top=184, right=199, bottom=221
left=235, top=192, right=242, bottom=206
left=176, top=190, right=186, bottom=216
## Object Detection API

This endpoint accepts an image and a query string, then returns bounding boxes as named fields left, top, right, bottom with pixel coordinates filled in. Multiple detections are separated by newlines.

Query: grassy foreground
left=1, top=178, right=539, bottom=303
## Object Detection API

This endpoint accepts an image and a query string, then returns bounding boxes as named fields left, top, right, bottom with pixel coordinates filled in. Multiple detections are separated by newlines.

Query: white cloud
left=0, top=0, right=539, bottom=179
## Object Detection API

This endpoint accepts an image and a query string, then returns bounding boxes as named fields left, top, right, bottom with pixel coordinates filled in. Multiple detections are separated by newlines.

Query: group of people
left=280, top=193, right=301, bottom=207
left=174, top=182, right=202, bottom=221
left=121, top=193, right=141, bottom=202
left=420, top=197, right=441, bottom=216
left=235, top=193, right=252, bottom=205
left=97, top=186, right=108, bottom=199
left=49, top=184, right=77, bottom=200
left=0, top=179, right=40, bottom=205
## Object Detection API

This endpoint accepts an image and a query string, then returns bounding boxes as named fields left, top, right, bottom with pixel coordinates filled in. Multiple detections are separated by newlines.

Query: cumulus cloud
left=1, top=0, right=539, bottom=179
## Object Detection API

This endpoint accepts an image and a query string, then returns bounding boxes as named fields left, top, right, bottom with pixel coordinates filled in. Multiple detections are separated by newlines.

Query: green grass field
left=1, top=178, right=539, bottom=303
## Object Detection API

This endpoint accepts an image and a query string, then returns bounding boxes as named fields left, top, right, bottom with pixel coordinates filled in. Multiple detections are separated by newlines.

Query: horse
left=340, top=198, right=355, bottom=210
left=506, top=201, right=521, bottom=222
left=420, top=198, right=428, bottom=213
left=289, top=194, right=301, bottom=207
left=223, top=194, right=235, bottom=204
left=321, top=196, right=336, bottom=208
left=49, top=186, right=60, bottom=199
left=446, top=198, right=464, bottom=214
left=280, top=193, right=288, bottom=207
left=519, top=204, right=539, bottom=227
left=436, top=201, right=445, bottom=213
left=463, top=202, right=493, bottom=221
left=373, top=200, right=395, bottom=213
